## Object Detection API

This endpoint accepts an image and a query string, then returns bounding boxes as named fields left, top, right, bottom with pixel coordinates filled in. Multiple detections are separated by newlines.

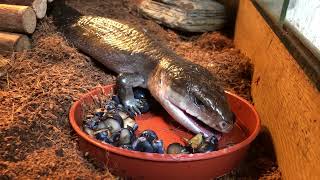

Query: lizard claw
left=123, top=98, right=142, bottom=116
left=132, top=105, right=141, bottom=115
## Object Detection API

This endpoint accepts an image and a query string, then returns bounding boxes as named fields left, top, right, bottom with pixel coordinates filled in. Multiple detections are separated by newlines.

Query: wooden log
left=0, top=0, right=47, bottom=19
left=138, top=0, right=226, bottom=32
left=0, top=31, right=31, bottom=53
left=0, top=56, right=9, bottom=78
left=0, top=4, right=36, bottom=33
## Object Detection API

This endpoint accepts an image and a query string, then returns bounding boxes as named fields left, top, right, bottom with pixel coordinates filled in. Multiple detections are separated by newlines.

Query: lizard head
left=149, top=60, right=235, bottom=137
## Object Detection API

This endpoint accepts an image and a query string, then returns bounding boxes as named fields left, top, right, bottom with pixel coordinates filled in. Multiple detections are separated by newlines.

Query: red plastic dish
left=69, top=84, right=260, bottom=179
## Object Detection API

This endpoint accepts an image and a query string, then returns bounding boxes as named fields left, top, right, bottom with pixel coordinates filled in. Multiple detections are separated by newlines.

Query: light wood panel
left=234, top=1, right=320, bottom=179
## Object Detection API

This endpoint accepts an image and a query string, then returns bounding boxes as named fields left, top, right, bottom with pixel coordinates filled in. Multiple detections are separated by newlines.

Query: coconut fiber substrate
left=0, top=0, right=281, bottom=179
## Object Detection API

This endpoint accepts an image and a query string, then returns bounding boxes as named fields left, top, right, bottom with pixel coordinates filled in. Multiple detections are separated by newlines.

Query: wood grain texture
left=0, top=31, right=31, bottom=52
left=138, top=0, right=226, bottom=32
left=234, top=1, right=320, bottom=179
left=0, top=4, right=36, bottom=33
left=0, top=0, right=47, bottom=19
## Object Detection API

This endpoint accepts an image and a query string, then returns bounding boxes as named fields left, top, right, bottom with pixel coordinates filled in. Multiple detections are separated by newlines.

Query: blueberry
left=84, top=116, right=99, bottom=129
left=95, top=131, right=112, bottom=143
left=205, top=135, right=219, bottom=146
left=132, top=137, right=154, bottom=153
left=196, top=142, right=217, bottom=153
left=112, top=95, right=121, bottom=105
left=105, top=100, right=117, bottom=111
left=139, top=99, right=150, bottom=113
left=132, top=123, right=138, bottom=132
left=152, top=140, right=165, bottom=154
left=127, top=110, right=135, bottom=118
left=139, top=129, right=158, bottom=142
left=133, top=88, right=149, bottom=99
left=110, top=131, right=121, bottom=146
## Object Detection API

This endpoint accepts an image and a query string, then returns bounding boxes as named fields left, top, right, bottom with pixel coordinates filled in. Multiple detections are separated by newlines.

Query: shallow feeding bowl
left=69, top=84, right=260, bottom=179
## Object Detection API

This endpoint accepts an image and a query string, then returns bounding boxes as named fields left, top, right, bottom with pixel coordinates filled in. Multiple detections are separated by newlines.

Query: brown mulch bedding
left=0, top=0, right=280, bottom=179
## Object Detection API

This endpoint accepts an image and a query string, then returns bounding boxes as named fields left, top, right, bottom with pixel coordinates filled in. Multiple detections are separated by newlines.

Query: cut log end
left=21, top=6, right=37, bottom=33
left=0, top=0, right=48, bottom=19
left=0, top=4, right=37, bottom=34
left=15, top=35, right=31, bottom=51
left=0, top=32, right=31, bottom=52
left=33, top=0, right=47, bottom=19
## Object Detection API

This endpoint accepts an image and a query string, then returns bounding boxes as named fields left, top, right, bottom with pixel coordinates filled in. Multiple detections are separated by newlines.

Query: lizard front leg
left=117, top=72, right=146, bottom=115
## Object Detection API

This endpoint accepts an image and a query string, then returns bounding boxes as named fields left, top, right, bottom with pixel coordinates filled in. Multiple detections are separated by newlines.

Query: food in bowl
left=82, top=88, right=222, bottom=154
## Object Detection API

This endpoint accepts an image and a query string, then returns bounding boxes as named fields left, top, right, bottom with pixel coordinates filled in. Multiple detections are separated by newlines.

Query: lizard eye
left=194, top=97, right=204, bottom=107
left=219, top=121, right=228, bottom=129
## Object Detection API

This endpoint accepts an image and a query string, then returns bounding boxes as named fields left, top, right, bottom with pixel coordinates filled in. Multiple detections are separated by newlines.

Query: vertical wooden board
left=234, top=0, right=273, bottom=59
left=234, top=0, right=320, bottom=179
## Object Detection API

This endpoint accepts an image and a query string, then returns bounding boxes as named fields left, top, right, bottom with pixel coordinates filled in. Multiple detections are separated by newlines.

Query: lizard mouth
left=161, top=98, right=219, bottom=138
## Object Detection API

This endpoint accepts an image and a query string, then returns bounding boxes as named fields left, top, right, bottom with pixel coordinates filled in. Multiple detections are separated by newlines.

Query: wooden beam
left=0, top=4, right=36, bottom=34
left=234, top=0, right=320, bottom=179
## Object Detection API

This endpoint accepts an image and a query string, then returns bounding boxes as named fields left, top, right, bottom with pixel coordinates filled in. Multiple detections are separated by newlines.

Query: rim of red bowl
left=69, top=85, right=260, bottom=162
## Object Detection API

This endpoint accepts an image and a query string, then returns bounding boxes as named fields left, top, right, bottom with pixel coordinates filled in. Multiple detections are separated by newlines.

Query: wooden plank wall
left=234, top=1, right=320, bottom=179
